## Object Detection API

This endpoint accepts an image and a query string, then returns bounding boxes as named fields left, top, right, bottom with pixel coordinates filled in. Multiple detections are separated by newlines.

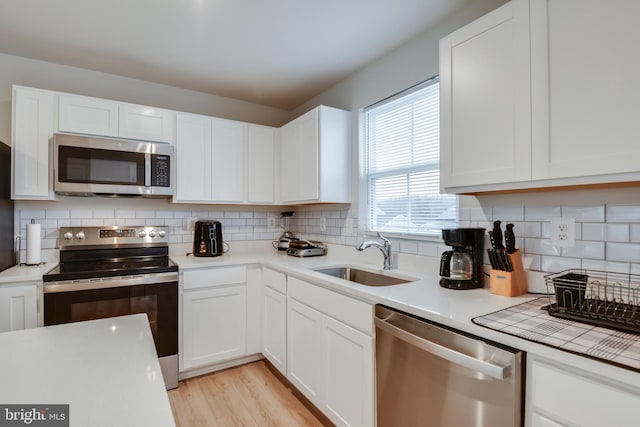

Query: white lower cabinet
left=181, top=266, right=248, bottom=371
left=286, top=276, right=374, bottom=427
left=526, top=355, right=640, bottom=427
left=288, top=298, right=324, bottom=402
left=323, top=315, right=373, bottom=427
left=262, top=267, right=287, bottom=375
left=0, top=282, right=38, bottom=333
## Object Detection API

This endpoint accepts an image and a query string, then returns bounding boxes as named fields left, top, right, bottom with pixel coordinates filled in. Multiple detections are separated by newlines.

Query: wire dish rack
left=545, top=269, right=640, bottom=334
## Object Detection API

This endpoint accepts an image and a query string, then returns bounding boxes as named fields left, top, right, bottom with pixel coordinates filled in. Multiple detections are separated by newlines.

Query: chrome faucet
left=356, top=232, right=393, bottom=270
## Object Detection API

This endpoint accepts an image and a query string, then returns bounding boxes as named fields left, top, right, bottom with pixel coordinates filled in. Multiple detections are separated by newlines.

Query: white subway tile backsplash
left=523, top=222, right=542, bottom=238
left=524, top=238, right=561, bottom=256
left=582, top=223, right=606, bottom=241
left=13, top=199, right=640, bottom=275
left=607, top=204, right=640, bottom=223
left=492, top=207, right=524, bottom=222
left=541, top=256, right=582, bottom=272
left=45, top=209, right=70, bottom=219
left=561, top=241, right=605, bottom=260
left=581, top=259, right=629, bottom=274
left=524, top=206, right=561, bottom=221
left=469, top=207, right=491, bottom=222
left=70, top=209, right=93, bottom=219
left=606, top=224, right=629, bottom=242
left=561, top=205, right=605, bottom=222
left=606, top=242, right=640, bottom=263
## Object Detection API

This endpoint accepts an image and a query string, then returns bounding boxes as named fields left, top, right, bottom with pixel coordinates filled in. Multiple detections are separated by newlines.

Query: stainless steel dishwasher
left=375, top=305, right=523, bottom=427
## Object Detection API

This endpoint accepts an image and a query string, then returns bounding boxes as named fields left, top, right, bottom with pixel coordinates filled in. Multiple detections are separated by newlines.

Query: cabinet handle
left=374, top=316, right=510, bottom=380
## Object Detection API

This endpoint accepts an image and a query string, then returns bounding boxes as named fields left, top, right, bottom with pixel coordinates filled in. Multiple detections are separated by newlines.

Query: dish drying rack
left=545, top=269, right=640, bottom=334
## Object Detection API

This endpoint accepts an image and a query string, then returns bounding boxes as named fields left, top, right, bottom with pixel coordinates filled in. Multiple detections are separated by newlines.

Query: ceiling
left=0, top=0, right=471, bottom=110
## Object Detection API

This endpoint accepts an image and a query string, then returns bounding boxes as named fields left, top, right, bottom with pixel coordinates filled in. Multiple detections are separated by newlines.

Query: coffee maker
left=439, top=228, right=485, bottom=290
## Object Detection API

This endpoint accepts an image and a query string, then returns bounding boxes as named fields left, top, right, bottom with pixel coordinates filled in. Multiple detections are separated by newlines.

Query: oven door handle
left=374, top=315, right=510, bottom=380
left=44, top=272, right=178, bottom=293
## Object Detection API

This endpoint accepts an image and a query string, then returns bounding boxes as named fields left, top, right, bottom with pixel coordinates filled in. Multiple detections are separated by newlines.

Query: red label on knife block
left=490, top=250, right=527, bottom=297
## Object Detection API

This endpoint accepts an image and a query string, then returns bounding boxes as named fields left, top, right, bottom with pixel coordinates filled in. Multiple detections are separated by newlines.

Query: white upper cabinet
left=58, top=94, right=119, bottom=137
left=12, top=86, right=56, bottom=200
left=174, top=114, right=272, bottom=204
left=441, top=0, right=640, bottom=193
left=439, top=0, right=531, bottom=190
left=118, top=103, right=175, bottom=143
left=175, top=112, right=212, bottom=202
left=530, top=0, right=640, bottom=182
left=247, top=124, right=275, bottom=204
left=280, top=105, right=351, bottom=204
left=59, top=94, right=175, bottom=143
left=210, top=117, right=245, bottom=203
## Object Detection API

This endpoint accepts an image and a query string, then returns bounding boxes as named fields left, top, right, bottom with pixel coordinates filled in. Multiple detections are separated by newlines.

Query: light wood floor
left=168, top=361, right=324, bottom=427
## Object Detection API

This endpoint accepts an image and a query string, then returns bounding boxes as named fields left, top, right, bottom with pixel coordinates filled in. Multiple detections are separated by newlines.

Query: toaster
left=193, top=220, right=224, bottom=257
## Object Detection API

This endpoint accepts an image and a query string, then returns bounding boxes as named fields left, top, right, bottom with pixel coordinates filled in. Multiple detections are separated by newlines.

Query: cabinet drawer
left=183, top=266, right=246, bottom=290
left=528, top=357, right=640, bottom=426
left=288, top=276, right=372, bottom=335
left=263, top=267, right=286, bottom=294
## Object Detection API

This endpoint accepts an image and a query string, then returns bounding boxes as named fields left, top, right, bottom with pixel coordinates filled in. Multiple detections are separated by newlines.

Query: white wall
left=0, top=52, right=291, bottom=144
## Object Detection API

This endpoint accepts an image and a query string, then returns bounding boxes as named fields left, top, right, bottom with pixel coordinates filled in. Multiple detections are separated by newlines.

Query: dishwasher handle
left=374, top=315, right=510, bottom=380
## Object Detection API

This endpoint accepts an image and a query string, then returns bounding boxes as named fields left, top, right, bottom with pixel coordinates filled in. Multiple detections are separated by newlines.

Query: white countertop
left=0, top=314, right=175, bottom=427
left=0, top=250, right=57, bottom=284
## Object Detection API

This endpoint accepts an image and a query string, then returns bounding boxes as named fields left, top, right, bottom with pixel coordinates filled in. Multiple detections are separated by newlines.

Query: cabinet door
left=262, top=286, right=286, bottom=375
left=280, top=109, right=319, bottom=203
left=118, top=103, right=175, bottom=143
left=526, top=356, right=640, bottom=427
left=439, top=0, right=531, bottom=190
left=247, top=124, right=275, bottom=204
left=531, top=0, right=640, bottom=180
left=287, top=297, right=323, bottom=404
left=0, top=283, right=38, bottom=333
left=182, top=285, right=247, bottom=370
left=58, top=94, right=118, bottom=137
left=210, top=118, right=246, bottom=202
left=12, top=86, right=55, bottom=199
left=175, top=113, right=212, bottom=202
left=323, top=315, right=374, bottom=427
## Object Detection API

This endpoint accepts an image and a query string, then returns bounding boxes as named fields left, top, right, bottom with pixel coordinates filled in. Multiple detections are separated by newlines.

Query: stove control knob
left=138, top=230, right=147, bottom=238
left=148, top=230, right=157, bottom=238
left=158, top=230, right=166, bottom=238
left=63, top=231, right=73, bottom=240
left=76, top=231, right=85, bottom=241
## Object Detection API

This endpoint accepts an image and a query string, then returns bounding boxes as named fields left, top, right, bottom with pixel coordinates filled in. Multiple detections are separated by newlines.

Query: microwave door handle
left=145, top=153, right=151, bottom=187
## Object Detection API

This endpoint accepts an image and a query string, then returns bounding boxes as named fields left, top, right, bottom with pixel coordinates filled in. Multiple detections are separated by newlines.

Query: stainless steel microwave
left=53, top=133, right=173, bottom=197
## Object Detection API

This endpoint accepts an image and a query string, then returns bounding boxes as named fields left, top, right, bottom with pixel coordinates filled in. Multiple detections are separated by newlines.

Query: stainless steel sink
left=314, top=266, right=413, bottom=286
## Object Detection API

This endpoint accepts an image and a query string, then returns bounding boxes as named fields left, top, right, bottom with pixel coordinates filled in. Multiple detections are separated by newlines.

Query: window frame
left=358, top=76, right=458, bottom=241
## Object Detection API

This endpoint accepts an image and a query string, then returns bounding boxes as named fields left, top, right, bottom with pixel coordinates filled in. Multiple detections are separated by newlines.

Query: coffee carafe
left=439, top=228, right=485, bottom=290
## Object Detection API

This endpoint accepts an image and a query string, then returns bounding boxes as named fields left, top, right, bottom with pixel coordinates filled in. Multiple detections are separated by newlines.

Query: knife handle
left=493, top=221, right=504, bottom=249
left=505, top=223, right=516, bottom=254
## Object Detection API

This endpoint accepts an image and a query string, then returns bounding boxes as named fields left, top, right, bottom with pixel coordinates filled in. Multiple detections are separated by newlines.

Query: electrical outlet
left=267, top=217, right=276, bottom=230
left=320, top=217, right=327, bottom=232
left=550, top=217, right=575, bottom=247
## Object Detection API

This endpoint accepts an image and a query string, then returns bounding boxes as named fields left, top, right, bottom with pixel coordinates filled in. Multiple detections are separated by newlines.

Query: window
left=362, top=77, right=457, bottom=237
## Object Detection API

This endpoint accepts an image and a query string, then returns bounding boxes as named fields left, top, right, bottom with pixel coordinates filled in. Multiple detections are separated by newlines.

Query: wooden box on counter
left=490, top=250, right=527, bottom=297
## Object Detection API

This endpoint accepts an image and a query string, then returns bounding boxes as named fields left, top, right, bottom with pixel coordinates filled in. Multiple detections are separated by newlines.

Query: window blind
left=363, top=78, right=457, bottom=236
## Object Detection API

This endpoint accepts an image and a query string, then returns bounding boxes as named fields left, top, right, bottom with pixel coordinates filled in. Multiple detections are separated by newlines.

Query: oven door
left=44, top=280, right=177, bottom=358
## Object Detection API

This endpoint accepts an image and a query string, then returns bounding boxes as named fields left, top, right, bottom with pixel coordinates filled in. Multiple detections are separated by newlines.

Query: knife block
left=490, top=250, right=527, bottom=297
